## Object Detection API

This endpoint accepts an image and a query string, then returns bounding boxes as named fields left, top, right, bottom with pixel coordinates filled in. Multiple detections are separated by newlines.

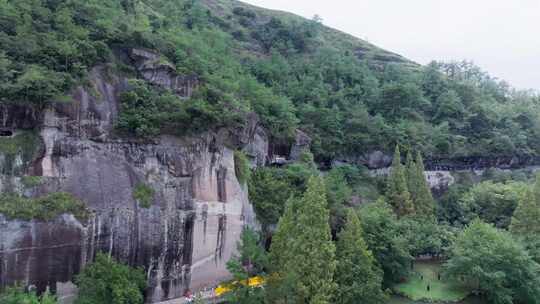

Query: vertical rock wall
left=0, top=66, right=265, bottom=303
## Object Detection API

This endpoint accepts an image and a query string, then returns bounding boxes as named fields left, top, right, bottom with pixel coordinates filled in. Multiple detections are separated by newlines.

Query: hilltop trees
left=335, top=209, right=386, bottom=304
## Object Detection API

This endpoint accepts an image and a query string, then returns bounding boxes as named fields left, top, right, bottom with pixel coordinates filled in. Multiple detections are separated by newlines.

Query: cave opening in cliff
left=0, top=129, right=13, bottom=137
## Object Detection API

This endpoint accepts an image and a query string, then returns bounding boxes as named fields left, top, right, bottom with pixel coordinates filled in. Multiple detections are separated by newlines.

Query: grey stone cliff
left=0, top=64, right=264, bottom=303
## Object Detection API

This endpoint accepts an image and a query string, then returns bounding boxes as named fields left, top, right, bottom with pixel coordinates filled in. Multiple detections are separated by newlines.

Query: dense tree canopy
left=445, top=220, right=540, bottom=304
left=2, top=0, right=540, bottom=162
left=459, top=181, right=527, bottom=229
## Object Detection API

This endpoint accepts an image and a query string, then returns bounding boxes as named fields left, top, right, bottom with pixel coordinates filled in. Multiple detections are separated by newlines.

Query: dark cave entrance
left=0, top=129, right=13, bottom=137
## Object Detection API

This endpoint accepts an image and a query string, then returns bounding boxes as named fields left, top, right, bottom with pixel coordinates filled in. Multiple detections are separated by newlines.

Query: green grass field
left=392, top=260, right=471, bottom=302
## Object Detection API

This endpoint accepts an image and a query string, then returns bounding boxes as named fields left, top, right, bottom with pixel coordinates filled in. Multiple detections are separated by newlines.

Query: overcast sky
left=243, top=0, right=540, bottom=90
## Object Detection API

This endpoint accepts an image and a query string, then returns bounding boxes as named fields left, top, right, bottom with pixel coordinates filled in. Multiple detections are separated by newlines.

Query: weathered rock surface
left=0, top=66, right=261, bottom=303
left=338, top=150, right=540, bottom=171
left=130, top=48, right=199, bottom=98
left=289, top=129, right=311, bottom=161
left=240, top=114, right=269, bottom=167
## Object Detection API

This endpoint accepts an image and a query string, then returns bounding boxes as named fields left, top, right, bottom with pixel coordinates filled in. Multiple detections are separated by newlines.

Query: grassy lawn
left=393, top=260, right=471, bottom=302
left=387, top=295, right=486, bottom=304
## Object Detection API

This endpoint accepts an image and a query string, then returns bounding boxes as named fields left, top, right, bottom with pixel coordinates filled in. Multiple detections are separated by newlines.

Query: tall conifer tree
left=405, top=150, right=417, bottom=202
left=413, top=152, right=435, bottom=217
left=335, top=209, right=386, bottom=304
left=266, top=197, right=298, bottom=303
left=267, top=177, right=337, bottom=303
left=386, top=145, right=414, bottom=217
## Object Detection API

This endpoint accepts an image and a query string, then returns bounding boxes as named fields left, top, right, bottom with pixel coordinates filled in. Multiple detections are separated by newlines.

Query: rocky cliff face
left=0, top=63, right=264, bottom=303
left=338, top=150, right=540, bottom=171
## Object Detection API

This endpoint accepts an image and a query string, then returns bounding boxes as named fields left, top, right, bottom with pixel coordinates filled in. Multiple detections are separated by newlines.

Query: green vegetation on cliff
left=132, top=183, right=155, bottom=208
left=0, top=192, right=89, bottom=221
left=0, top=287, right=57, bottom=304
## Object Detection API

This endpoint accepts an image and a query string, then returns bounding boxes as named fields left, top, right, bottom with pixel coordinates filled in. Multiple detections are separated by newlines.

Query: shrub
left=21, top=176, right=43, bottom=188
left=0, top=192, right=89, bottom=222
left=133, top=183, right=155, bottom=208
left=75, top=253, right=146, bottom=304
left=0, top=286, right=57, bottom=304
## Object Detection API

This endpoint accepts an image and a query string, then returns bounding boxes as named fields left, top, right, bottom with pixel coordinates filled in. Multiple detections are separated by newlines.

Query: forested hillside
left=2, top=0, right=539, bottom=164
left=3, top=1, right=540, bottom=304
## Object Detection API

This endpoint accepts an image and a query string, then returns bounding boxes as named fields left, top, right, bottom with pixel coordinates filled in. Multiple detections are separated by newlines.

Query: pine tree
left=335, top=209, right=386, bottom=304
left=412, top=152, right=435, bottom=218
left=405, top=150, right=416, bottom=202
left=268, top=197, right=297, bottom=272
left=510, top=173, right=540, bottom=237
left=266, top=197, right=298, bottom=303
left=386, top=145, right=414, bottom=217
left=268, top=176, right=337, bottom=304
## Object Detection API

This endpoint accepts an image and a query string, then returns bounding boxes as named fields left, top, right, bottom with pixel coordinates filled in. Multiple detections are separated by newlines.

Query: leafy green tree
left=436, top=183, right=472, bottom=226
left=226, top=228, right=267, bottom=304
left=510, top=173, right=540, bottom=236
left=335, top=209, right=386, bottom=304
left=421, top=61, right=449, bottom=103
left=400, top=218, right=456, bottom=258
left=359, top=200, right=412, bottom=286
left=445, top=220, right=540, bottom=304
left=510, top=173, right=540, bottom=264
left=75, top=253, right=146, bottom=304
left=378, top=82, right=429, bottom=121
left=268, top=177, right=336, bottom=304
left=248, top=168, right=294, bottom=231
left=433, top=90, right=465, bottom=124
left=11, top=65, right=69, bottom=106
left=386, top=145, right=414, bottom=217
left=460, top=181, right=527, bottom=229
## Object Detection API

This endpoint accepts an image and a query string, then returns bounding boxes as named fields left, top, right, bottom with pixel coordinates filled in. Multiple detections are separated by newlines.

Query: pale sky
left=243, top=0, right=540, bottom=90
